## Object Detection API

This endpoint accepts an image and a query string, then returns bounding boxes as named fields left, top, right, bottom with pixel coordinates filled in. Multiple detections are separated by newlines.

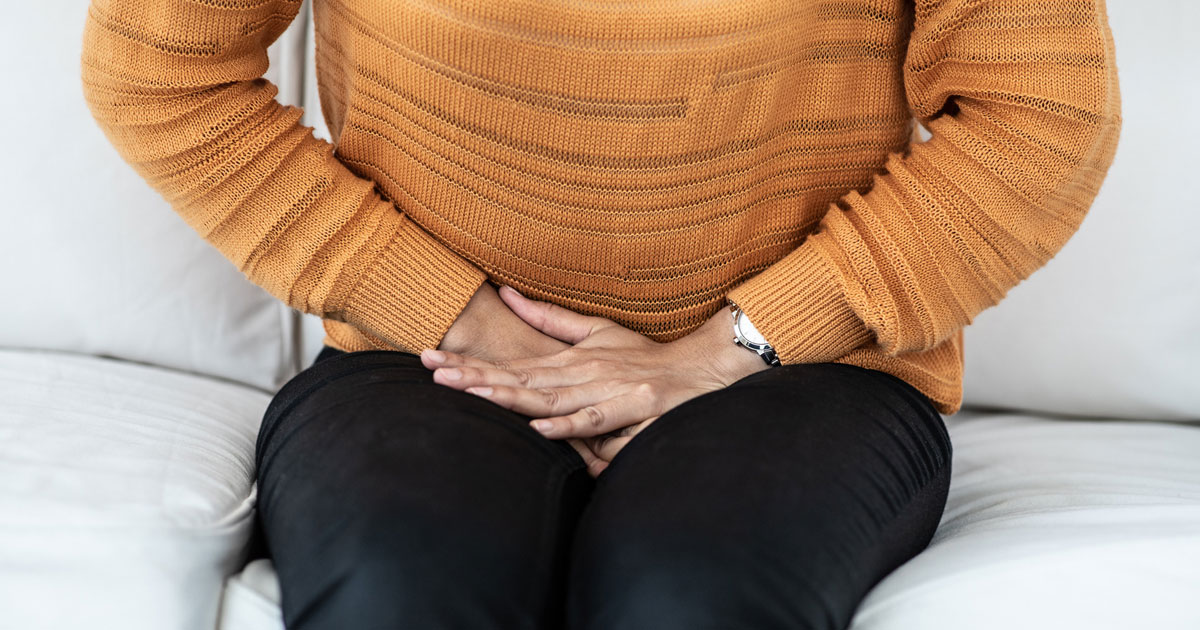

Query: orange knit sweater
left=82, top=0, right=1121, bottom=415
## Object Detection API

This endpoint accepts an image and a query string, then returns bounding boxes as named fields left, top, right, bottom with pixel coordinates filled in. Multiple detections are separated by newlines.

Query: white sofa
left=1, top=2, right=1197, bottom=629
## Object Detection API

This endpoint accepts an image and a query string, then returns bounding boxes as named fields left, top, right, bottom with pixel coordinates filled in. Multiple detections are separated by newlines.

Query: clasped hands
left=420, top=285, right=770, bottom=477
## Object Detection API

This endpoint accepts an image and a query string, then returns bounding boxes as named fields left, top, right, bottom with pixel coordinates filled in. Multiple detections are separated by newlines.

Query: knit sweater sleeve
left=724, top=0, right=1122, bottom=363
left=80, top=0, right=488, bottom=355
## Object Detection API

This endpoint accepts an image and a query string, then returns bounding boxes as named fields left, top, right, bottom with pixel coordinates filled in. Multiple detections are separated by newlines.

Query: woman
left=82, top=0, right=1121, bottom=627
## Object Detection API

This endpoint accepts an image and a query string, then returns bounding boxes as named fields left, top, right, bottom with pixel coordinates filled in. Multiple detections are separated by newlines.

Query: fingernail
left=466, top=386, right=492, bottom=397
left=438, top=367, right=461, bottom=381
left=425, top=349, right=446, bottom=364
left=530, top=420, right=552, bottom=434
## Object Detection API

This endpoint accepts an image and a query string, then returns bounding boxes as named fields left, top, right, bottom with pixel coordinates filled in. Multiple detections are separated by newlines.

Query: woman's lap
left=253, top=347, right=951, bottom=630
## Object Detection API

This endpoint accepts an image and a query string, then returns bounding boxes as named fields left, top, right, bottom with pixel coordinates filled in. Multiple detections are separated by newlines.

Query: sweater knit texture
left=82, top=0, right=1121, bottom=414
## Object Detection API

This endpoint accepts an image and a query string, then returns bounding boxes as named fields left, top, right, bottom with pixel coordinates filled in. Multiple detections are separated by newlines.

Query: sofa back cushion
left=960, top=0, right=1200, bottom=421
left=0, top=2, right=311, bottom=391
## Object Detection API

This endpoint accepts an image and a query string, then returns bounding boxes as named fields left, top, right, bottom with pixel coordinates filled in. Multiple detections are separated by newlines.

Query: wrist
left=438, top=282, right=501, bottom=354
left=681, top=305, right=773, bottom=388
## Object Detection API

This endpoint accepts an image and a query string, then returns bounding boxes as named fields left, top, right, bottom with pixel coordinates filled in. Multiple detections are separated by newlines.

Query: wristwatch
left=728, top=299, right=781, bottom=367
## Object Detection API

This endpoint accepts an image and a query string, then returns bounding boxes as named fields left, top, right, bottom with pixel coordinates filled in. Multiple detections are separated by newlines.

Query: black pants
left=252, top=346, right=952, bottom=630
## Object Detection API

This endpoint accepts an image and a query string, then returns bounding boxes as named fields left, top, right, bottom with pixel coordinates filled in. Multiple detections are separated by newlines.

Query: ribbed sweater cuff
left=724, top=240, right=873, bottom=364
left=342, top=220, right=489, bottom=355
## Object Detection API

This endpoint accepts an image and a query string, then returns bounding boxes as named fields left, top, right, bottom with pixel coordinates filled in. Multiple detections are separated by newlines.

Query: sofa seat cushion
left=851, top=410, right=1200, bottom=629
left=218, top=559, right=287, bottom=630
left=0, top=349, right=269, bottom=630
left=216, top=409, right=1200, bottom=630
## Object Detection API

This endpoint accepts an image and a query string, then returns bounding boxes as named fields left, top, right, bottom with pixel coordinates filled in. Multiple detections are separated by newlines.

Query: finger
left=566, top=438, right=609, bottom=478
left=590, top=416, right=659, bottom=462
left=498, top=285, right=613, bottom=345
left=419, top=348, right=494, bottom=372
left=424, top=347, right=581, bottom=377
left=591, top=435, right=634, bottom=463
left=465, top=379, right=623, bottom=419
left=431, top=361, right=591, bottom=392
left=529, top=384, right=661, bottom=439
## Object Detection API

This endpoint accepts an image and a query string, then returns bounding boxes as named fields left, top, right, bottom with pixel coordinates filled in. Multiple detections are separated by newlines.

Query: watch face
left=736, top=310, right=769, bottom=346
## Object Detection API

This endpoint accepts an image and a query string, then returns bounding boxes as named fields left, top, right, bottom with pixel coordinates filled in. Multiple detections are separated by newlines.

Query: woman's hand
left=434, top=282, right=611, bottom=474
left=420, top=285, right=771, bottom=473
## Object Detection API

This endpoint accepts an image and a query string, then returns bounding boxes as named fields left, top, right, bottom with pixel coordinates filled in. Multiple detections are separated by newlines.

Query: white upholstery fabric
left=850, top=410, right=1200, bottom=629
left=299, top=314, right=329, bottom=368
left=959, top=0, right=1200, bottom=421
left=0, top=350, right=268, bottom=630
left=218, top=560, right=286, bottom=630
left=214, top=409, right=1200, bottom=630
left=0, top=2, right=309, bottom=391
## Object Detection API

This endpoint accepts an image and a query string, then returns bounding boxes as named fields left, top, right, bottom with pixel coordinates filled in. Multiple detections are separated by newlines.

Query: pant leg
left=565, top=362, right=952, bottom=630
left=254, top=348, right=595, bottom=630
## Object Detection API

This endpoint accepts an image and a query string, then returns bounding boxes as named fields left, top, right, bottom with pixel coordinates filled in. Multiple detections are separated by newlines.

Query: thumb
left=498, top=285, right=606, bottom=344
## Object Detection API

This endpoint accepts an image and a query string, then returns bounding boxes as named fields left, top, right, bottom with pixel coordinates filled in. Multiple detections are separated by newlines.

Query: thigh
left=255, top=349, right=594, bottom=630
left=565, top=362, right=953, bottom=630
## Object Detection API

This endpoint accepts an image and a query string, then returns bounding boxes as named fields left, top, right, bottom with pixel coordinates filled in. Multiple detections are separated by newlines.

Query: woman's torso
left=313, top=0, right=963, bottom=415
left=314, top=0, right=914, bottom=339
